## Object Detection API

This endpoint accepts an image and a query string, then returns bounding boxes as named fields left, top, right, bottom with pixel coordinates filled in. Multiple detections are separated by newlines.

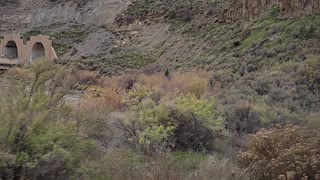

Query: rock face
left=0, top=0, right=36, bottom=35
left=30, top=0, right=131, bottom=27
left=223, top=0, right=320, bottom=22
left=0, top=0, right=319, bottom=33
left=0, top=0, right=131, bottom=35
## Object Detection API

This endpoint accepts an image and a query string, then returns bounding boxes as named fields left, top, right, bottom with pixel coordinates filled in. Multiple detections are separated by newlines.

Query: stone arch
left=30, top=42, right=46, bottom=61
left=3, top=41, right=18, bottom=59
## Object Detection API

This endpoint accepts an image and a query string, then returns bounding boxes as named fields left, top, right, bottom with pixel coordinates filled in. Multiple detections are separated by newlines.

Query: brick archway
left=29, top=42, right=46, bottom=61
left=25, top=35, right=57, bottom=62
left=0, top=34, right=58, bottom=69
left=0, top=35, right=24, bottom=59
left=3, top=41, right=18, bottom=59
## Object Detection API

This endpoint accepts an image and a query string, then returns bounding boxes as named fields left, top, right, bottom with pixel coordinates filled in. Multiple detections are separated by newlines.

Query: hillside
left=16, top=0, right=319, bottom=119
left=0, top=0, right=320, bottom=179
left=2, top=0, right=320, bottom=74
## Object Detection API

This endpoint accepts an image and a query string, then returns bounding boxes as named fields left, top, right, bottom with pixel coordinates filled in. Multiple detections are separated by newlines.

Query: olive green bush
left=113, top=84, right=224, bottom=154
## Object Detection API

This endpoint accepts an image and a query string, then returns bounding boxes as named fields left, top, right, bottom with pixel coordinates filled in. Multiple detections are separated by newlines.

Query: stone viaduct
left=0, top=34, right=57, bottom=70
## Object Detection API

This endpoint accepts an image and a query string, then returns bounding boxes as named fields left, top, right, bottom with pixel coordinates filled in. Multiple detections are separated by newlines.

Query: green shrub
left=114, top=85, right=225, bottom=154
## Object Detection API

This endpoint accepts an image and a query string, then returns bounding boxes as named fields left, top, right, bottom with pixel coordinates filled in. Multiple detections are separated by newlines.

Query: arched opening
left=4, top=41, right=18, bottom=59
left=30, top=42, right=45, bottom=61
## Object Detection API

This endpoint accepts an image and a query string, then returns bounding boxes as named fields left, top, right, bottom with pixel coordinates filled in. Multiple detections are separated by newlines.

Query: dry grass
left=89, top=150, right=249, bottom=180
left=90, top=70, right=211, bottom=108
left=77, top=70, right=99, bottom=85
left=82, top=86, right=123, bottom=110
left=5, top=67, right=34, bottom=80
left=190, top=156, right=249, bottom=180
left=239, top=125, right=320, bottom=180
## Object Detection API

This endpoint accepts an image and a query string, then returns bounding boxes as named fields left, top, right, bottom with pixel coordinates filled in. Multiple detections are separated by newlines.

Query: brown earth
left=62, top=29, right=116, bottom=60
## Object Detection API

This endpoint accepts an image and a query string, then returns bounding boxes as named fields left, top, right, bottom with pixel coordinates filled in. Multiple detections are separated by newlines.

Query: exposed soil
left=63, top=29, right=116, bottom=60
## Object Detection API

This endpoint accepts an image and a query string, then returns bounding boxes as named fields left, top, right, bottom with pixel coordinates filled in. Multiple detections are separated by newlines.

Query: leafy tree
left=0, top=61, right=96, bottom=179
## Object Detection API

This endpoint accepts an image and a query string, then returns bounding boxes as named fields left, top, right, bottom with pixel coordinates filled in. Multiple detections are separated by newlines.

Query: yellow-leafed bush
left=239, top=125, right=320, bottom=180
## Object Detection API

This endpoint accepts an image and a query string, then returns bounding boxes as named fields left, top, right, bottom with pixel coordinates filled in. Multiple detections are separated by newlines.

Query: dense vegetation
left=1, top=0, right=320, bottom=179
left=1, top=60, right=319, bottom=179
left=0, top=62, right=246, bottom=179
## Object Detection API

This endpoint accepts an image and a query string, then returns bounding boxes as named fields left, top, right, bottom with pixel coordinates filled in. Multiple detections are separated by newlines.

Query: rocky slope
left=30, top=0, right=130, bottom=27
left=0, top=0, right=130, bottom=35
left=2, top=0, right=319, bottom=34
left=107, top=0, right=320, bottom=74
left=1, top=0, right=320, bottom=75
